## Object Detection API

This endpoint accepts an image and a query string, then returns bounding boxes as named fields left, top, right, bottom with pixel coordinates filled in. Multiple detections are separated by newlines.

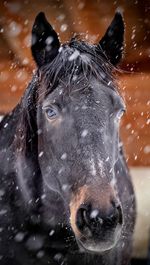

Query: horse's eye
left=45, top=107, right=58, bottom=120
left=116, top=109, right=125, bottom=120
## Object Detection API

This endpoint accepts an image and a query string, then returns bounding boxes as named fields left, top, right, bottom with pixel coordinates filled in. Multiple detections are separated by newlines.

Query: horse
left=0, top=11, right=136, bottom=265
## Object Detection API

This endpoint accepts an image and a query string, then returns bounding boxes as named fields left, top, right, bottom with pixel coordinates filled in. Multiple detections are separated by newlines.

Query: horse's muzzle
left=76, top=203, right=122, bottom=253
left=70, top=184, right=123, bottom=253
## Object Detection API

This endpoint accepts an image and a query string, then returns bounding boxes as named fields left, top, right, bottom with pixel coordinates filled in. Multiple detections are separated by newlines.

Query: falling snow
left=60, top=24, right=68, bottom=32
left=14, top=232, right=25, bottom=242
left=61, top=153, right=67, bottom=160
left=25, top=235, right=44, bottom=251
left=144, top=145, right=150, bottom=154
left=0, top=3, right=149, bottom=264
left=39, top=151, right=44, bottom=157
left=49, top=230, right=55, bottom=236
left=90, top=209, right=99, bottom=219
left=81, top=129, right=88, bottom=137
left=68, top=50, right=80, bottom=61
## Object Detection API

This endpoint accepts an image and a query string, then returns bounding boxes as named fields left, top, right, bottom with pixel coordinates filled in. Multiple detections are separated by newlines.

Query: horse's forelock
left=39, top=38, right=116, bottom=97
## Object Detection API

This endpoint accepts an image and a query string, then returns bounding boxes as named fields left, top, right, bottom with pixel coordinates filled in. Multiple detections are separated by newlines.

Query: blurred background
left=0, top=0, right=149, bottom=261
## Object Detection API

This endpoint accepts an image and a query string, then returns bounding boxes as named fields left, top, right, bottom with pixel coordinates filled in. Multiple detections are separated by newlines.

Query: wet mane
left=40, top=38, right=117, bottom=97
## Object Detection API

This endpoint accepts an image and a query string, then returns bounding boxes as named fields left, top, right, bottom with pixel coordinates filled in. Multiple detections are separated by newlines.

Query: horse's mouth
left=76, top=228, right=122, bottom=254
left=77, top=239, right=111, bottom=253
left=77, top=238, right=117, bottom=254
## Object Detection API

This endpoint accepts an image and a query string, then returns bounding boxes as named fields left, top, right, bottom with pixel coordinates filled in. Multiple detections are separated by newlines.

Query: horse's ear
left=31, top=12, right=60, bottom=67
left=99, top=12, right=124, bottom=65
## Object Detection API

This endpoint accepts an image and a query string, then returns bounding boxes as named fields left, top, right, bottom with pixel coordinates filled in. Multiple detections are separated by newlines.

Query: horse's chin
left=77, top=239, right=115, bottom=254
left=76, top=231, right=121, bottom=254
left=78, top=240, right=117, bottom=254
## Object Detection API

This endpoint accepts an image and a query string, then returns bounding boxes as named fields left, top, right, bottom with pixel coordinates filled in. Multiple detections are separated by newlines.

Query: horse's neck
left=0, top=105, right=21, bottom=179
left=0, top=105, right=20, bottom=149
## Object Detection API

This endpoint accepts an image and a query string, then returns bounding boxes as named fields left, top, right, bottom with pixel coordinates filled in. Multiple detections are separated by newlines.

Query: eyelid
left=122, top=107, right=126, bottom=113
left=42, top=104, right=59, bottom=111
left=42, top=104, right=59, bottom=116
left=116, top=108, right=125, bottom=120
left=116, top=105, right=126, bottom=112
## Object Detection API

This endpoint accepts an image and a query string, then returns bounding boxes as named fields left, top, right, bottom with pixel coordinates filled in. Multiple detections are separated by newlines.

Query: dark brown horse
left=0, top=12, right=136, bottom=265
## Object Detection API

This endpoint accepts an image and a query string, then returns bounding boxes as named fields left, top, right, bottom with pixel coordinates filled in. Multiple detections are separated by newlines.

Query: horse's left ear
left=31, top=12, right=60, bottom=67
left=99, top=12, right=124, bottom=65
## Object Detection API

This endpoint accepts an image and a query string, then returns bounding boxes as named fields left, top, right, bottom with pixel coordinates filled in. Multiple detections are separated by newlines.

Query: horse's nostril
left=76, top=205, right=90, bottom=232
left=76, top=205, right=105, bottom=233
left=76, top=203, right=123, bottom=236
left=110, top=201, right=123, bottom=225
left=104, top=204, right=123, bottom=228
left=105, top=209, right=119, bottom=227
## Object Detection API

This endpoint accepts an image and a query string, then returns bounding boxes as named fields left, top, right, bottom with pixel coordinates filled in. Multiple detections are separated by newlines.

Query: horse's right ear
left=98, top=11, right=124, bottom=65
left=31, top=12, right=60, bottom=67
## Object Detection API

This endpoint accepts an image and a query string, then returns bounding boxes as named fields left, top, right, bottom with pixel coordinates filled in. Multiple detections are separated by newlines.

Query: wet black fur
left=0, top=12, right=136, bottom=265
